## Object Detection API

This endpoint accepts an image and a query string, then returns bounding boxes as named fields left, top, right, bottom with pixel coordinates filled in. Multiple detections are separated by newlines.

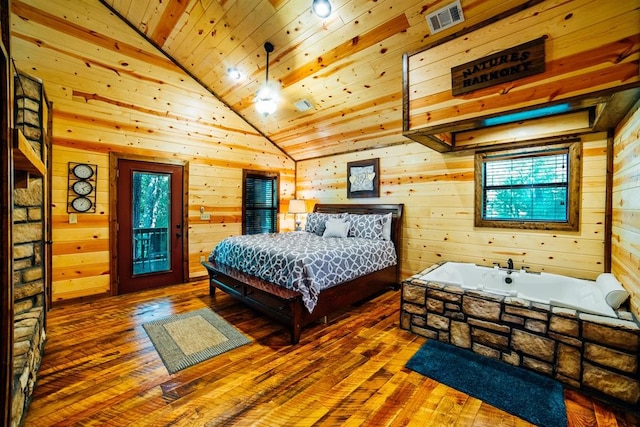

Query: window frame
left=474, top=141, right=581, bottom=231
left=242, top=169, right=279, bottom=235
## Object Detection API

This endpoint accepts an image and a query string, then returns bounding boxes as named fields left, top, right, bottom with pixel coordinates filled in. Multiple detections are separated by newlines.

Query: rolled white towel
left=596, top=273, right=629, bottom=309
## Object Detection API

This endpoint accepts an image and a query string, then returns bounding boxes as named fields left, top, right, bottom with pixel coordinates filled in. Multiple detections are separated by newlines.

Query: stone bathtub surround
left=400, top=267, right=640, bottom=408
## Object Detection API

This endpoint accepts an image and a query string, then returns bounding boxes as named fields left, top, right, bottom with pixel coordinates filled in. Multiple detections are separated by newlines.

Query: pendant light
left=254, top=42, right=278, bottom=117
left=312, top=0, right=332, bottom=18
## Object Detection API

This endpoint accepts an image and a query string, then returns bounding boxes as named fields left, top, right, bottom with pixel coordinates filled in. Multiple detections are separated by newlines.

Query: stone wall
left=400, top=267, right=640, bottom=409
left=11, top=73, right=47, bottom=427
left=11, top=307, right=44, bottom=426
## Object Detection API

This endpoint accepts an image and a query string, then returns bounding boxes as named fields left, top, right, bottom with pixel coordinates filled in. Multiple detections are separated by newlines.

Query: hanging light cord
left=255, top=42, right=277, bottom=116
left=264, top=42, right=274, bottom=86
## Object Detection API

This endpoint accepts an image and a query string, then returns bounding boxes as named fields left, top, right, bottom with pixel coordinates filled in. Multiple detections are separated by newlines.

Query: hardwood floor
left=24, top=279, right=638, bottom=426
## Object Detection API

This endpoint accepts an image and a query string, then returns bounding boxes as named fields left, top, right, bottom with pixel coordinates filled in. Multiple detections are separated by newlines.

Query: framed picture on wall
left=347, top=158, right=379, bottom=198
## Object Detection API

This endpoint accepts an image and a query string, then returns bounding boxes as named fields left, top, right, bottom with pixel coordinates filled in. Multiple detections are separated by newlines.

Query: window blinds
left=244, top=173, right=278, bottom=234
left=482, top=150, right=569, bottom=222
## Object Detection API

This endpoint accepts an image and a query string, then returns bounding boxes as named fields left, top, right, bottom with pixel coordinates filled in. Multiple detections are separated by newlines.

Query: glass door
left=132, top=171, right=171, bottom=275
left=117, top=159, right=184, bottom=294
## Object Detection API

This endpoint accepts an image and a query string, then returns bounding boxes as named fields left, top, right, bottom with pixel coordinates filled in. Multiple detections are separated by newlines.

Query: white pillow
left=596, top=273, right=629, bottom=309
left=381, top=212, right=392, bottom=241
left=323, top=218, right=350, bottom=238
left=305, top=212, right=345, bottom=235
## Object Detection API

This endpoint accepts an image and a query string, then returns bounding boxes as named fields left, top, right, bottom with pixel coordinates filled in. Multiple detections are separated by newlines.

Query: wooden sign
left=451, top=37, right=546, bottom=96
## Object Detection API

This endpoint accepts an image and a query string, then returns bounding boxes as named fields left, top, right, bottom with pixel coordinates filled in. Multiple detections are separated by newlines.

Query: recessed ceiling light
left=227, top=67, right=243, bottom=81
left=312, top=0, right=332, bottom=18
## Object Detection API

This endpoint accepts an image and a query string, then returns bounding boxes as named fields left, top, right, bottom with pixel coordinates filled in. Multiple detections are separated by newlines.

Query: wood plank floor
left=24, top=279, right=638, bottom=426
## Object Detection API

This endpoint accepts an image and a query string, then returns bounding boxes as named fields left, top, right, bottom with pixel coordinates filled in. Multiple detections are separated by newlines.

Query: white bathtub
left=420, top=262, right=624, bottom=318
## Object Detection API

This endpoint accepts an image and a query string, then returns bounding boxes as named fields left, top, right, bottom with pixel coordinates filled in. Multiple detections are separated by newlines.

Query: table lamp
left=288, top=199, right=307, bottom=231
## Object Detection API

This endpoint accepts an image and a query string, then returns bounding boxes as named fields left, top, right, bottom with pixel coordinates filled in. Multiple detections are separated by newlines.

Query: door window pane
left=132, top=171, right=171, bottom=275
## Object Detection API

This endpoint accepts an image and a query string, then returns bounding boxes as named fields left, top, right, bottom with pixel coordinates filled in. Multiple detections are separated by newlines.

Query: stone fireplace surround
left=12, top=177, right=45, bottom=426
left=11, top=73, right=47, bottom=427
left=400, top=264, right=640, bottom=409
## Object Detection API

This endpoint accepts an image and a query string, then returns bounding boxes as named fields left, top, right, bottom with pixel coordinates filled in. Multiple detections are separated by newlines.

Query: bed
left=201, top=203, right=403, bottom=344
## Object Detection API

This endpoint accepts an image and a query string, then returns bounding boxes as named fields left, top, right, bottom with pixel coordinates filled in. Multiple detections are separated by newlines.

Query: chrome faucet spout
left=507, top=258, right=514, bottom=270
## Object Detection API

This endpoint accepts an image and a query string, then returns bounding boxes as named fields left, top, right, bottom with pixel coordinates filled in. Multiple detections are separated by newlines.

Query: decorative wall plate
left=72, top=180, right=93, bottom=196
left=67, top=162, right=98, bottom=213
left=71, top=196, right=93, bottom=212
left=72, top=163, right=94, bottom=179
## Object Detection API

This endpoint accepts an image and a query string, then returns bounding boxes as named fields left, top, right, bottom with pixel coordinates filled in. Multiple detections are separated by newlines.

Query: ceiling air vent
left=294, top=99, right=313, bottom=112
left=426, top=0, right=465, bottom=35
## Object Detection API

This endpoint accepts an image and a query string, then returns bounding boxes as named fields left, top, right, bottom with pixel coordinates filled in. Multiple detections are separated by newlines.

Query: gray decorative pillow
left=323, top=218, right=350, bottom=238
left=305, top=212, right=345, bottom=236
left=346, top=214, right=386, bottom=240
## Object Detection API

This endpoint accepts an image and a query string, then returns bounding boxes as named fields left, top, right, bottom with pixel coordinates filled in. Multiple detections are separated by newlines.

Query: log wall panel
left=11, top=0, right=295, bottom=303
left=10, top=0, right=638, bottom=313
left=297, top=134, right=608, bottom=282
left=406, top=0, right=640, bottom=136
left=612, top=103, right=640, bottom=319
left=454, top=111, right=592, bottom=148
left=102, top=0, right=537, bottom=160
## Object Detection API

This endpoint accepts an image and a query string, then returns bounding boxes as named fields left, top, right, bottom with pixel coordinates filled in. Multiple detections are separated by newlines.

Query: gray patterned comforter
left=209, top=232, right=397, bottom=313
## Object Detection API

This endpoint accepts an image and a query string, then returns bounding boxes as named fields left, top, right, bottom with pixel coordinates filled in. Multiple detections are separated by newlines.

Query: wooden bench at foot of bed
left=202, top=260, right=398, bottom=344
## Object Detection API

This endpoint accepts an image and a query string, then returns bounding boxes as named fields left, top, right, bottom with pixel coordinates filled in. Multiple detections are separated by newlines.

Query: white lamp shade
left=288, top=199, right=307, bottom=214
left=255, top=85, right=278, bottom=116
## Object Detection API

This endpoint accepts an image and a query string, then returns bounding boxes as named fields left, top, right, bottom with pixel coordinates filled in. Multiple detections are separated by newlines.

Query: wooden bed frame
left=201, top=203, right=404, bottom=344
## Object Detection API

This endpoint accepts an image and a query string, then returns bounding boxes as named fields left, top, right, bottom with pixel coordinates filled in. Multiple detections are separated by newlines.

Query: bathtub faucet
left=507, top=258, right=514, bottom=270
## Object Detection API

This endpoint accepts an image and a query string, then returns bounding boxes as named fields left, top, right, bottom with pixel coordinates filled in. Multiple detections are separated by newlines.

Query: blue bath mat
left=406, top=339, right=567, bottom=427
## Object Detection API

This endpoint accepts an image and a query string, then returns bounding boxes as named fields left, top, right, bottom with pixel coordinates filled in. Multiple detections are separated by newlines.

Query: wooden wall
left=612, top=104, right=640, bottom=318
left=11, top=0, right=295, bottom=302
left=297, top=134, right=609, bottom=281
left=9, top=0, right=637, bottom=308
left=405, top=0, right=640, bottom=146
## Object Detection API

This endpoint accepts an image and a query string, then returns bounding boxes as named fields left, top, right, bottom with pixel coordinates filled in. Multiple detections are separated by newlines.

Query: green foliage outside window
left=132, top=172, right=169, bottom=228
left=483, top=153, right=568, bottom=222
left=474, top=141, right=581, bottom=231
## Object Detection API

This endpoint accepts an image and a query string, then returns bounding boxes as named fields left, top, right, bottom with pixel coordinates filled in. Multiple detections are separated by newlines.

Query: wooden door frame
left=1, top=0, right=13, bottom=423
left=43, top=98, right=52, bottom=324
left=109, top=153, right=189, bottom=295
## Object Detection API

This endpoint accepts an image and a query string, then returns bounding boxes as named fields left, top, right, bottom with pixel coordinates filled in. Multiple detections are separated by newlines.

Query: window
left=243, top=170, right=279, bottom=234
left=474, top=141, right=581, bottom=231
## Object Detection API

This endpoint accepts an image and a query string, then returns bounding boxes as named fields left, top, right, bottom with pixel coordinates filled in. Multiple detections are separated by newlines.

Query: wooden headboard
left=313, top=204, right=404, bottom=275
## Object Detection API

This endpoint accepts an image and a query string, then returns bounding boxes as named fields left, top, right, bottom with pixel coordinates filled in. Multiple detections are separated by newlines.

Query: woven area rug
left=143, top=308, right=250, bottom=374
left=406, top=339, right=567, bottom=427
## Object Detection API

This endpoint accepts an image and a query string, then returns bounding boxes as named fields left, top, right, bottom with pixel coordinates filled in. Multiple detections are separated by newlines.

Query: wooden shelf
left=13, top=128, right=45, bottom=176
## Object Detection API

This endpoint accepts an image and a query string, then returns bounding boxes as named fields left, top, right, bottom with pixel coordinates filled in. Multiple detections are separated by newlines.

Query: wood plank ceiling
left=100, top=0, right=532, bottom=161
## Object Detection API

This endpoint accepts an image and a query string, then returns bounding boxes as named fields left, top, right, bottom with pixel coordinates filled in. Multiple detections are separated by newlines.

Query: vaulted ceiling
left=100, top=0, right=532, bottom=161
